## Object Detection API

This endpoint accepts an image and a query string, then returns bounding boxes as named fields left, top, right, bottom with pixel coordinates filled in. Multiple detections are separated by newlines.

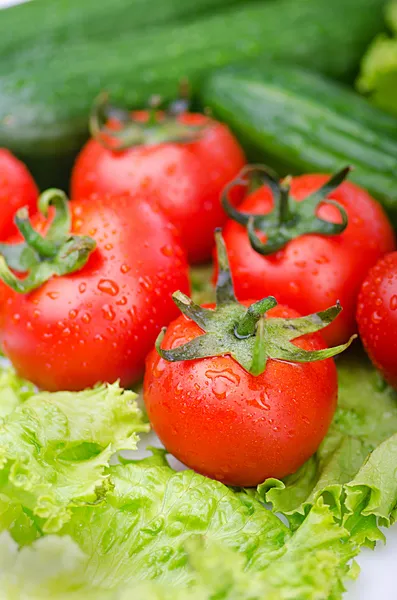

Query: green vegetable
left=259, top=352, right=397, bottom=544
left=356, top=1, right=397, bottom=117
left=0, top=0, right=388, bottom=187
left=201, top=64, right=397, bottom=225
left=0, top=353, right=396, bottom=598
left=0, top=381, right=148, bottom=536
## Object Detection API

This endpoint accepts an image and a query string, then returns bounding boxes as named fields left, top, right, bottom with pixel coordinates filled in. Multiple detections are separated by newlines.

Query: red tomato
left=357, top=252, right=397, bottom=389
left=71, top=112, right=246, bottom=264
left=0, top=149, right=38, bottom=241
left=222, top=175, right=395, bottom=346
left=0, top=193, right=190, bottom=391
left=144, top=303, right=337, bottom=487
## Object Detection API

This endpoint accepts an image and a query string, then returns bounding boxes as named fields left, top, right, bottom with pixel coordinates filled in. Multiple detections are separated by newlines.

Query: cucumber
left=0, top=0, right=388, bottom=188
left=201, top=64, right=397, bottom=224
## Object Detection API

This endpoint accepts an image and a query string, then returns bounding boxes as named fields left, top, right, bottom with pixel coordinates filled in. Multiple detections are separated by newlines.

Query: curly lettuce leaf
left=259, top=353, right=397, bottom=545
left=356, top=1, right=397, bottom=116
left=0, top=365, right=35, bottom=418
left=61, top=459, right=358, bottom=599
left=0, top=382, right=148, bottom=535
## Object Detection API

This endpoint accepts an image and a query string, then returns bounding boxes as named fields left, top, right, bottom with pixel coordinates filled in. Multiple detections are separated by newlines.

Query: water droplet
left=371, top=311, right=382, bottom=324
left=102, top=304, right=115, bottom=321
left=78, top=283, right=86, bottom=294
left=104, top=243, right=113, bottom=251
left=153, top=360, right=166, bottom=378
left=62, top=327, right=71, bottom=337
left=26, top=321, right=33, bottom=331
left=12, top=313, right=20, bottom=324
left=33, top=309, right=40, bottom=319
left=98, top=279, right=119, bottom=296
left=375, top=298, right=382, bottom=307
left=256, top=392, right=271, bottom=410
left=94, top=334, right=104, bottom=342
left=47, top=291, right=59, bottom=300
left=289, top=281, right=300, bottom=294
left=161, top=245, right=174, bottom=257
left=139, top=276, right=153, bottom=292
left=69, top=309, right=78, bottom=319
left=175, top=382, right=184, bottom=396
left=390, top=295, right=397, bottom=311
left=81, top=312, right=91, bottom=324
left=205, top=368, right=240, bottom=399
left=120, top=264, right=131, bottom=274
left=116, top=296, right=128, bottom=306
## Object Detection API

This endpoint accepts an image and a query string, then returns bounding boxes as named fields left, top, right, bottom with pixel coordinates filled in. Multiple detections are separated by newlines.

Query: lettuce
left=0, top=352, right=396, bottom=599
left=0, top=382, right=148, bottom=536
left=356, top=1, right=397, bottom=116
left=259, top=353, right=397, bottom=546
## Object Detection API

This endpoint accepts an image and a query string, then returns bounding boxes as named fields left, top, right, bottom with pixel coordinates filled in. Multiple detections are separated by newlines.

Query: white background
left=1, top=0, right=396, bottom=596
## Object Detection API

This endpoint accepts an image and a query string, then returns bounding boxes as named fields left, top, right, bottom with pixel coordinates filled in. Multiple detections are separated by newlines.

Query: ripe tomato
left=0, top=149, right=38, bottom=241
left=0, top=193, right=190, bottom=391
left=222, top=174, right=395, bottom=346
left=357, top=252, right=397, bottom=389
left=71, top=111, right=246, bottom=264
left=144, top=303, right=337, bottom=487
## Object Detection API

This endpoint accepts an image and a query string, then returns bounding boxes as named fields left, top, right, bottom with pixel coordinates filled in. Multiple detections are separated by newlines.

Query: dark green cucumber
left=0, top=0, right=388, bottom=188
left=201, top=64, right=397, bottom=224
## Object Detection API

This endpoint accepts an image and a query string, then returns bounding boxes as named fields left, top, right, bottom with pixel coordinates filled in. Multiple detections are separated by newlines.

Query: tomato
left=71, top=111, right=246, bottom=264
left=0, top=149, right=38, bottom=241
left=0, top=193, right=190, bottom=391
left=144, top=302, right=337, bottom=487
left=357, top=252, right=397, bottom=389
left=222, top=174, right=395, bottom=346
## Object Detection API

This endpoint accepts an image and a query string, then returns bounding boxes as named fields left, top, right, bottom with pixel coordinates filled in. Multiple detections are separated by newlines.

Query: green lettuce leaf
left=58, top=460, right=358, bottom=599
left=0, top=365, right=35, bottom=419
left=0, top=382, right=148, bottom=535
left=259, top=353, right=397, bottom=545
left=356, top=1, right=397, bottom=116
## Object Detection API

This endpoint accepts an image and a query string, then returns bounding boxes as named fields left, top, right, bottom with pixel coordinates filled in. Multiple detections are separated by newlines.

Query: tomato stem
left=90, top=92, right=204, bottom=151
left=222, top=164, right=351, bottom=255
left=156, top=231, right=356, bottom=376
left=0, top=189, right=96, bottom=294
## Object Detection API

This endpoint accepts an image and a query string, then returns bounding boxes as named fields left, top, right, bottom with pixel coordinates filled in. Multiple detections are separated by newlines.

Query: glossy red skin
left=357, top=252, right=397, bottom=389
left=0, top=149, right=38, bottom=241
left=0, top=193, right=190, bottom=391
left=221, top=175, right=395, bottom=346
left=144, top=303, right=337, bottom=487
left=71, top=112, right=246, bottom=264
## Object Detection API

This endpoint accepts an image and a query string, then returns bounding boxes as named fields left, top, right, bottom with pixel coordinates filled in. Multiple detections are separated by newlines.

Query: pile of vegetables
left=0, top=0, right=396, bottom=598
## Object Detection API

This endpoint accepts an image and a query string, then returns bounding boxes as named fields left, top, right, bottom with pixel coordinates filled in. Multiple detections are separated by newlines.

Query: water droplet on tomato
left=62, top=327, right=71, bottom=337
left=69, top=309, right=78, bottom=319
left=104, top=243, right=113, bottom=251
left=175, top=382, right=184, bottom=396
left=371, top=311, right=382, bottom=324
left=94, top=334, right=104, bottom=342
left=98, top=279, right=119, bottom=296
left=26, top=321, right=33, bottom=331
left=205, top=368, right=240, bottom=400
left=256, top=392, right=271, bottom=410
left=161, top=245, right=174, bottom=257
left=153, top=360, right=166, bottom=378
left=33, top=309, right=40, bottom=319
left=12, top=313, right=20, bottom=324
left=138, top=276, right=153, bottom=292
left=289, top=281, right=300, bottom=294
left=120, top=264, right=131, bottom=274
left=102, top=304, right=115, bottom=321
left=81, top=312, right=91, bottom=324
left=390, top=295, right=397, bottom=310
left=47, top=291, right=59, bottom=300
left=116, top=296, right=127, bottom=306
left=78, top=283, right=86, bottom=294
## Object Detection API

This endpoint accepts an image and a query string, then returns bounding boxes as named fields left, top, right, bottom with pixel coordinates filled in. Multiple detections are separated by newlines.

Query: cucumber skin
left=0, top=0, right=388, bottom=188
left=201, top=65, right=397, bottom=225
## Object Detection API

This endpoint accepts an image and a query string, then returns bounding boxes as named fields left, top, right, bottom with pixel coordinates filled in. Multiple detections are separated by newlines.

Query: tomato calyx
left=222, top=164, right=351, bottom=255
left=90, top=92, right=204, bottom=151
left=0, top=189, right=96, bottom=293
left=156, top=230, right=355, bottom=375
